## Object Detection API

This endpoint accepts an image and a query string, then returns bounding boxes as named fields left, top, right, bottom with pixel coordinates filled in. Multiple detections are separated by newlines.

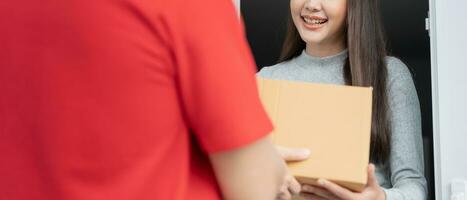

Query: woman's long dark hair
left=279, top=0, right=391, bottom=164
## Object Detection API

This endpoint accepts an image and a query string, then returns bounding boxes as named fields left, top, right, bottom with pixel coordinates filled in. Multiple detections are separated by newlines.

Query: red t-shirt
left=0, top=0, right=273, bottom=199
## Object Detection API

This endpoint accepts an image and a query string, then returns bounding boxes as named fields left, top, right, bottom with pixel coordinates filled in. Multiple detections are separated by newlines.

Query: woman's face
left=291, top=0, right=347, bottom=47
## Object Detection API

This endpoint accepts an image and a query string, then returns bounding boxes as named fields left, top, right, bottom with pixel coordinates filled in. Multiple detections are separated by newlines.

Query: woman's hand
left=276, top=146, right=311, bottom=200
left=299, top=164, right=386, bottom=200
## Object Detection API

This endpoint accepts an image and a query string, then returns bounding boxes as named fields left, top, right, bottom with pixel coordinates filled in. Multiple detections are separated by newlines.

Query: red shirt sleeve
left=167, top=0, right=273, bottom=153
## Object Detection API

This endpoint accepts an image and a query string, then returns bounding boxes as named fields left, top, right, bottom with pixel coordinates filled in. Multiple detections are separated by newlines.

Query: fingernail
left=318, top=179, right=326, bottom=186
left=300, top=149, right=311, bottom=157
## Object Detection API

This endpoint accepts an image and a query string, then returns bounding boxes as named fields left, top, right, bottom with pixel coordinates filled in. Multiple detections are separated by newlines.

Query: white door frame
left=429, top=0, right=467, bottom=199
left=428, top=0, right=442, bottom=198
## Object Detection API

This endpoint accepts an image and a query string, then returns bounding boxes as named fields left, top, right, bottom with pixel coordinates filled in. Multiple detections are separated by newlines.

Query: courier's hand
left=276, top=146, right=311, bottom=200
left=299, top=164, right=386, bottom=200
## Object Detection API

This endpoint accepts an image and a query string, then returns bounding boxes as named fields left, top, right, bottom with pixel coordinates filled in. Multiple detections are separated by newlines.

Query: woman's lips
left=301, top=16, right=328, bottom=31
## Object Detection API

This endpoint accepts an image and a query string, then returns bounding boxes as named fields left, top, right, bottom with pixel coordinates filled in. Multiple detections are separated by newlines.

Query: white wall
left=430, top=0, right=467, bottom=199
left=233, top=0, right=240, bottom=16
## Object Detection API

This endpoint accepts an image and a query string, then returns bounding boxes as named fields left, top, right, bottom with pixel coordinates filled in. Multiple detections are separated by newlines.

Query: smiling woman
left=243, top=0, right=430, bottom=199
left=290, top=0, right=347, bottom=57
left=280, top=0, right=393, bottom=169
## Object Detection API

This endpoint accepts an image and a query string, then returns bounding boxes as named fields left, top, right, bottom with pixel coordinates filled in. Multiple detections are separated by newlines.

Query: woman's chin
left=302, top=38, right=326, bottom=46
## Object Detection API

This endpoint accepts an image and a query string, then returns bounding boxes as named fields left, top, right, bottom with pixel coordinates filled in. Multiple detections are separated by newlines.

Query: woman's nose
left=304, top=0, right=323, bottom=12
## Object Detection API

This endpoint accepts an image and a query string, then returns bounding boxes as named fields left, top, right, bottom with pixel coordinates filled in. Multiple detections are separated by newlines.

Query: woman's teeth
left=303, top=17, right=327, bottom=24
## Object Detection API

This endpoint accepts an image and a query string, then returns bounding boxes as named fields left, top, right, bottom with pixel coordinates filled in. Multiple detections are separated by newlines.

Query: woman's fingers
left=302, top=185, right=338, bottom=199
left=299, top=192, right=328, bottom=200
left=317, top=179, right=354, bottom=200
left=366, top=163, right=379, bottom=187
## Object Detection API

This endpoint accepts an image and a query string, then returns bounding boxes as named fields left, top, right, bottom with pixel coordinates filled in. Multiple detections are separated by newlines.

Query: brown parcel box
left=257, top=78, right=373, bottom=192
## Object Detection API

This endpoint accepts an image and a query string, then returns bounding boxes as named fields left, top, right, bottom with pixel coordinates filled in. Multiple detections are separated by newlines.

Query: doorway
left=241, top=0, right=434, bottom=199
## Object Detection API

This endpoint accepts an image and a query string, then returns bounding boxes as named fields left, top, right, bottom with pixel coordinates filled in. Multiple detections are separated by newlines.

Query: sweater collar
left=294, top=49, right=348, bottom=67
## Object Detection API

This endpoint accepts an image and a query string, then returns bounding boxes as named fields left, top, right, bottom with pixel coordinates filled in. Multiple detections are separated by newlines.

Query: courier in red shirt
left=0, top=0, right=274, bottom=199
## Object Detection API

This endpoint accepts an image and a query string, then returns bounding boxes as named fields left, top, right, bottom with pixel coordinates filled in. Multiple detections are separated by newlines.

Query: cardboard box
left=257, top=78, right=373, bottom=192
